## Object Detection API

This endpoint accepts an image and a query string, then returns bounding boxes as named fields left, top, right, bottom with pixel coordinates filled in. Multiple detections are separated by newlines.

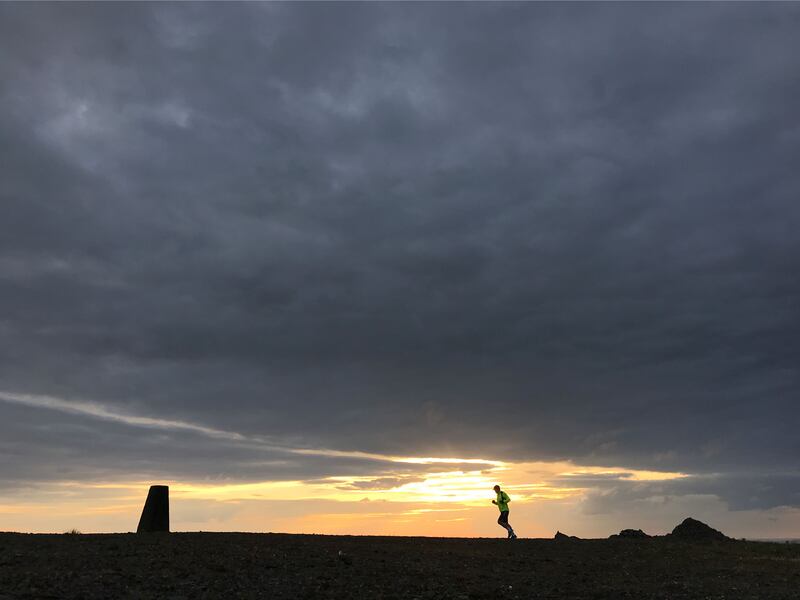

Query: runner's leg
left=498, top=511, right=511, bottom=533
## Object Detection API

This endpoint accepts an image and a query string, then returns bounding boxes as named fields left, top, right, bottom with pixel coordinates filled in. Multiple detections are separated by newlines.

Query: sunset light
left=1, top=7, right=799, bottom=599
left=0, top=449, right=695, bottom=537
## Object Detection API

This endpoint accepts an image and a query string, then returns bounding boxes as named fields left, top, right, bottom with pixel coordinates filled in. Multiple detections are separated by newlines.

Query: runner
left=493, top=484, right=517, bottom=539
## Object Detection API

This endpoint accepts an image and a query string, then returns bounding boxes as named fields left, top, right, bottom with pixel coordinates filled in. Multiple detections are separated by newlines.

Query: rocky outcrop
left=609, top=528, right=650, bottom=539
left=554, top=531, right=580, bottom=540
left=668, top=518, right=727, bottom=541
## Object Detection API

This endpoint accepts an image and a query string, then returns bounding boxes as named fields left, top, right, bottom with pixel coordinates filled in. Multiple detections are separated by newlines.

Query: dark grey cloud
left=336, top=476, right=427, bottom=492
left=579, top=472, right=800, bottom=513
left=1, top=3, right=799, bottom=506
left=0, top=398, right=482, bottom=494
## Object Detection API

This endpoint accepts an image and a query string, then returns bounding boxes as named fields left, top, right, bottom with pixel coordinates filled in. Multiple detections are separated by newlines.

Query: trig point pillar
left=137, top=485, right=169, bottom=532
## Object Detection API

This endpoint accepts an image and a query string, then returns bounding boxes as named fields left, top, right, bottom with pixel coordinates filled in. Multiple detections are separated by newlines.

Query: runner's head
left=493, top=485, right=501, bottom=492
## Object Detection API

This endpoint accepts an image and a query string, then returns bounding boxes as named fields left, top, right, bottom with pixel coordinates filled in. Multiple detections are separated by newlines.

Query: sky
left=1, top=3, right=799, bottom=538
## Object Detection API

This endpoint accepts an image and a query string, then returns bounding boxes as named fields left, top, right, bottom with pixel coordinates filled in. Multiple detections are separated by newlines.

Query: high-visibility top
left=496, top=490, right=510, bottom=512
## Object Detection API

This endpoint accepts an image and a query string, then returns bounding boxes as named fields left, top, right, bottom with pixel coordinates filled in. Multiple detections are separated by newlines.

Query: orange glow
left=0, top=456, right=696, bottom=536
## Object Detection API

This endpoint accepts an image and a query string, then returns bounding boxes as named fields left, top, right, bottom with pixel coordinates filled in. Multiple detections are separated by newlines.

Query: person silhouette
left=492, top=484, right=516, bottom=539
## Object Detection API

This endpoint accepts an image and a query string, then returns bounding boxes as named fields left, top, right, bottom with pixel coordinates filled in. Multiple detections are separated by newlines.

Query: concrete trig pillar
left=137, top=485, right=169, bottom=532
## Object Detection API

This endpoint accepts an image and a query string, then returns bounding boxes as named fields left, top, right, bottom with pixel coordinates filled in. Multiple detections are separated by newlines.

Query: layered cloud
left=1, top=3, right=798, bottom=531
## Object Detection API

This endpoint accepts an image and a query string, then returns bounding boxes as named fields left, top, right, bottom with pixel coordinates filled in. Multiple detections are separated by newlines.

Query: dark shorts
left=498, top=510, right=509, bottom=524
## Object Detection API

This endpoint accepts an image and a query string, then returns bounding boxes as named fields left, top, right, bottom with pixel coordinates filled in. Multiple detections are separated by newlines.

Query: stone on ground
left=610, top=528, right=651, bottom=539
left=669, top=517, right=727, bottom=541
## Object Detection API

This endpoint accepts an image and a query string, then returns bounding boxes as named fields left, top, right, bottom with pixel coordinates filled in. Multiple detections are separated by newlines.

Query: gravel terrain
left=1, top=532, right=798, bottom=599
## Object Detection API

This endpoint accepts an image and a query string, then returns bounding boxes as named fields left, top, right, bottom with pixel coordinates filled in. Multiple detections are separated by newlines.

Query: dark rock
left=669, top=517, right=727, bottom=541
left=554, top=531, right=580, bottom=540
left=137, top=485, right=170, bottom=533
left=609, top=529, right=650, bottom=539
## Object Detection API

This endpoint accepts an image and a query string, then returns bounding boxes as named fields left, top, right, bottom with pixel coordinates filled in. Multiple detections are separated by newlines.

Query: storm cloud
left=1, top=3, right=799, bottom=512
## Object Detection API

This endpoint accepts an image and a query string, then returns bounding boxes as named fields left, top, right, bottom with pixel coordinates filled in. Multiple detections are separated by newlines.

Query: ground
left=1, top=532, right=798, bottom=599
